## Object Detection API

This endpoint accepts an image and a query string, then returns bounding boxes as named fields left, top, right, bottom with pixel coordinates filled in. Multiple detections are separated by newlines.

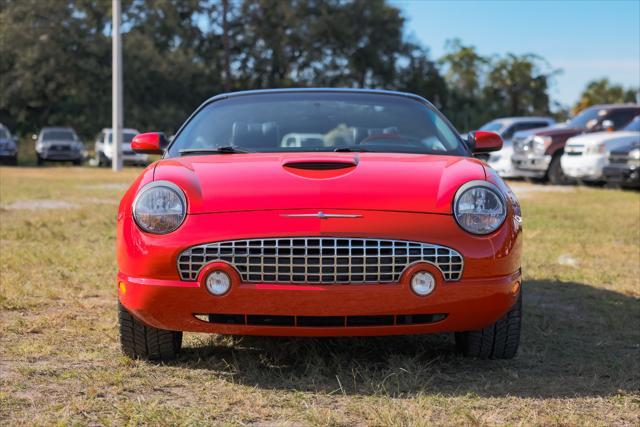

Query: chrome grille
left=609, top=153, right=629, bottom=164
left=564, top=144, right=584, bottom=156
left=178, top=237, right=463, bottom=283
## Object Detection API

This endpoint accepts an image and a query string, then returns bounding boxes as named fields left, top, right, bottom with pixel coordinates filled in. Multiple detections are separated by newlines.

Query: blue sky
left=392, top=0, right=640, bottom=108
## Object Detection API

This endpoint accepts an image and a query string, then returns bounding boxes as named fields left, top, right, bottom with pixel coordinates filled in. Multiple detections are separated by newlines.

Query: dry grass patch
left=1, top=167, right=639, bottom=425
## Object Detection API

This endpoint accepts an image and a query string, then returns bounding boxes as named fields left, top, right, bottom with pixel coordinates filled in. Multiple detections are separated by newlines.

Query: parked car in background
left=479, top=117, right=555, bottom=178
left=117, top=89, right=523, bottom=361
left=561, top=116, right=640, bottom=183
left=603, top=139, right=640, bottom=189
left=34, top=127, right=85, bottom=166
left=511, top=104, right=640, bottom=184
left=0, top=123, right=18, bottom=165
left=94, top=128, right=148, bottom=167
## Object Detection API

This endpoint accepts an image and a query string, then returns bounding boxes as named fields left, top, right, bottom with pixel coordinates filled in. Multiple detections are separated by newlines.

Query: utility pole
left=222, top=0, right=231, bottom=91
left=112, top=0, right=123, bottom=171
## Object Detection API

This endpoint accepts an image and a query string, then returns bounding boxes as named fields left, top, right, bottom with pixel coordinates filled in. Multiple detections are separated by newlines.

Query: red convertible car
left=117, top=89, right=523, bottom=361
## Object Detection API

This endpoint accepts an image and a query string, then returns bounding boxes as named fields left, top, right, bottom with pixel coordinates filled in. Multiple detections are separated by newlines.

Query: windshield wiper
left=179, top=146, right=250, bottom=156
left=333, top=147, right=369, bottom=152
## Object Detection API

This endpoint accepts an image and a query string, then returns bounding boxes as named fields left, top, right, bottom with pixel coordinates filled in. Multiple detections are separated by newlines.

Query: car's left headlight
left=532, top=136, right=552, bottom=155
left=453, top=181, right=507, bottom=235
left=133, top=181, right=187, bottom=234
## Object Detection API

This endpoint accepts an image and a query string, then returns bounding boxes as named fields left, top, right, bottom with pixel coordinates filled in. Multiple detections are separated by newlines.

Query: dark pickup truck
left=511, top=104, right=640, bottom=184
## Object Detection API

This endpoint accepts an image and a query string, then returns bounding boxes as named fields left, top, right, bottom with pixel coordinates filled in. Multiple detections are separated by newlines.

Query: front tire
left=547, top=154, right=568, bottom=185
left=455, top=292, right=522, bottom=359
left=118, top=302, right=182, bottom=361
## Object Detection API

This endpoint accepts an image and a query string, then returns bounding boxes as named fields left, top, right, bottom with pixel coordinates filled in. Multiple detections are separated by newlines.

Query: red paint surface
left=473, top=131, right=503, bottom=153
left=117, top=152, right=522, bottom=336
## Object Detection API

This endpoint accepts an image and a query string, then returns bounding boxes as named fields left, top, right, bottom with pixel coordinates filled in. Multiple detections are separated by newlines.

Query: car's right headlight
left=628, top=149, right=640, bottom=167
left=454, top=181, right=507, bottom=235
left=133, top=181, right=187, bottom=234
left=586, top=142, right=605, bottom=155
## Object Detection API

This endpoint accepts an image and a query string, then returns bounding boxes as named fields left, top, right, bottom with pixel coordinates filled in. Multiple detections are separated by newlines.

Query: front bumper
left=105, top=152, right=149, bottom=164
left=560, top=153, right=605, bottom=181
left=39, top=150, right=83, bottom=161
left=511, top=153, right=551, bottom=178
left=117, top=209, right=522, bottom=336
left=118, top=267, right=521, bottom=336
left=603, top=164, right=640, bottom=188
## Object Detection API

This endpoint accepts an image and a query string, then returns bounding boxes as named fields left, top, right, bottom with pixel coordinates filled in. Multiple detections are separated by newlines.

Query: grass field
left=1, top=166, right=639, bottom=426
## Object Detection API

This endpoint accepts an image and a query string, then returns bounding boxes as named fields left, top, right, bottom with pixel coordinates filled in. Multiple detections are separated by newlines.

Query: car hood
left=566, top=131, right=640, bottom=147
left=610, top=139, right=640, bottom=154
left=533, top=127, right=583, bottom=138
left=153, top=153, right=486, bottom=215
left=41, top=139, right=77, bottom=146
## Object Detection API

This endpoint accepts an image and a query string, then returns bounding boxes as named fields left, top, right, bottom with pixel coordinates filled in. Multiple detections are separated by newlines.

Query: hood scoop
left=282, top=156, right=358, bottom=179
left=283, top=157, right=358, bottom=170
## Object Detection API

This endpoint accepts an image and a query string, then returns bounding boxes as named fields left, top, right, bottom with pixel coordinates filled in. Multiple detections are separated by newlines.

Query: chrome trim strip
left=177, top=237, right=463, bottom=283
left=281, top=212, right=363, bottom=219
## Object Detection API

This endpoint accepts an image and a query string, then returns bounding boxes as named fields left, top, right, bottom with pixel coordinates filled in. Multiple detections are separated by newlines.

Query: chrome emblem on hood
left=281, top=211, right=362, bottom=219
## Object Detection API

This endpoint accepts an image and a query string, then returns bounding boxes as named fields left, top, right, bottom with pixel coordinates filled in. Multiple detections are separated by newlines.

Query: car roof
left=101, top=128, right=139, bottom=133
left=489, top=116, right=555, bottom=126
left=586, top=104, right=640, bottom=110
left=203, top=88, right=431, bottom=105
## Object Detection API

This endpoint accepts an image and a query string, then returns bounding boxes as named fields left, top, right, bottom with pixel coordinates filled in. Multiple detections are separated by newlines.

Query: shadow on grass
left=174, top=280, right=640, bottom=398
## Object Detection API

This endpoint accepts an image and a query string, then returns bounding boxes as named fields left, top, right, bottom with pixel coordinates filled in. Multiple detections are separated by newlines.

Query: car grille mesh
left=609, top=153, right=629, bottom=164
left=178, top=237, right=463, bottom=283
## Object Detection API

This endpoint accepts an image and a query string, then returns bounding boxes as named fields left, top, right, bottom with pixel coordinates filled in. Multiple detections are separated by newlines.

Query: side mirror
left=131, top=132, right=169, bottom=154
left=467, top=130, right=503, bottom=153
left=601, top=120, right=615, bottom=132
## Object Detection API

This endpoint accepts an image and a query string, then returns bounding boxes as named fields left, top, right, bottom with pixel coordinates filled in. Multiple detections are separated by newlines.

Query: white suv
left=561, top=116, right=640, bottom=183
left=94, top=128, right=148, bottom=167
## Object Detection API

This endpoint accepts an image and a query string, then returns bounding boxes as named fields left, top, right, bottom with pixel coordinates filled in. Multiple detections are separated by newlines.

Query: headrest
left=231, top=122, right=278, bottom=148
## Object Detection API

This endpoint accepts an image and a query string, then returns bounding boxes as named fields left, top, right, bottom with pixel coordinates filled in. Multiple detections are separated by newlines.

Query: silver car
left=94, top=128, right=148, bottom=167
left=35, top=127, right=86, bottom=166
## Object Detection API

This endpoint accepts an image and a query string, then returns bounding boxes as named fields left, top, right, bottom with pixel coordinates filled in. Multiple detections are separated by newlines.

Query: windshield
left=108, top=132, right=137, bottom=143
left=479, top=121, right=505, bottom=133
left=167, top=93, right=467, bottom=157
left=42, top=130, right=77, bottom=141
left=567, top=106, right=602, bottom=129
left=622, top=116, right=640, bottom=132
left=0, top=128, right=9, bottom=139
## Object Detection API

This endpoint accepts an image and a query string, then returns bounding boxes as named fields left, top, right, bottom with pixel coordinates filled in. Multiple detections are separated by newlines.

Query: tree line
left=1, top=0, right=637, bottom=140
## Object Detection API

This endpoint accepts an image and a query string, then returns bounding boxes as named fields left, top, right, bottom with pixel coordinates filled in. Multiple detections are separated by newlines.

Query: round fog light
left=206, top=271, right=231, bottom=296
left=411, top=271, right=436, bottom=296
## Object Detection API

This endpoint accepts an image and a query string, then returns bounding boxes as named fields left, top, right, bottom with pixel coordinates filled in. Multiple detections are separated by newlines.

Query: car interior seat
left=231, top=122, right=279, bottom=149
